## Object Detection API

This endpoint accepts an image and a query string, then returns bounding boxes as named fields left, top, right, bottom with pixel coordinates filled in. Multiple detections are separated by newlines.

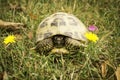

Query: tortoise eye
left=56, top=37, right=63, bottom=41
left=53, top=36, right=64, bottom=41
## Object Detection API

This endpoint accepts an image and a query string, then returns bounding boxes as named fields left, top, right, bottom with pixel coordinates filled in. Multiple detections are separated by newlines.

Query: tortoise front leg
left=65, top=37, right=83, bottom=53
left=36, top=38, right=53, bottom=54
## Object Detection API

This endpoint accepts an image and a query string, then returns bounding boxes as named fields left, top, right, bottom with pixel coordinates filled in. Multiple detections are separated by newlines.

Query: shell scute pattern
left=51, top=21, right=58, bottom=27
left=44, top=32, right=53, bottom=39
left=67, top=17, right=78, bottom=26
left=54, top=18, right=66, bottom=26
left=40, top=22, right=47, bottom=28
left=64, top=32, right=73, bottom=37
left=36, top=12, right=88, bottom=42
left=52, top=13, right=66, bottom=17
left=39, top=18, right=49, bottom=28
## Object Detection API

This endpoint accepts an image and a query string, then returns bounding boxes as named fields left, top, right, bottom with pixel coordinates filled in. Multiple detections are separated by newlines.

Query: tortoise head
left=52, top=35, right=65, bottom=48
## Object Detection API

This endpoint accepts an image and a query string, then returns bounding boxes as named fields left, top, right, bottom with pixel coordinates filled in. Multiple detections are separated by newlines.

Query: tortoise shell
left=36, top=12, right=88, bottom=42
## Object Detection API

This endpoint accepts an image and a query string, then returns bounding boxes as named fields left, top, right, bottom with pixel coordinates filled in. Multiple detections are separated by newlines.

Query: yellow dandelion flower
left=3, top=35, right=16, bottom=44
left=85, top=32, right=99, bottom=43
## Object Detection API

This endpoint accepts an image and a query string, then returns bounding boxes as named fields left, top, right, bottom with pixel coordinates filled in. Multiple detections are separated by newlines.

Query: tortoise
left=35, top=12, right=88, bottom=54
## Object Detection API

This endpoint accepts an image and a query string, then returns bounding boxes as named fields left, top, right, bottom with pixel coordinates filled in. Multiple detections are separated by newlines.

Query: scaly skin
left=36, top=36, right=84, bottom=54
left=65, top=37, right=82, bottom=53
left=36, top=38, right=53, bottom=53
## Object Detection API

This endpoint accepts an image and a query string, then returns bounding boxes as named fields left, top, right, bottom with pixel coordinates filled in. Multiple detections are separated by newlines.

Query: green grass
left=0, top=0, right=120, bottom=80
